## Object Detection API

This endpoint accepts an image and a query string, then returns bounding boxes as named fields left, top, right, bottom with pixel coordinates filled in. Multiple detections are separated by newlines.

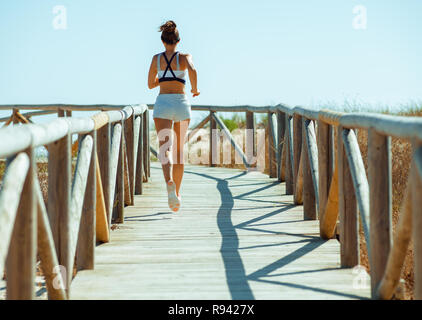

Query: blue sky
left=0, top=0, right=421, bottom=123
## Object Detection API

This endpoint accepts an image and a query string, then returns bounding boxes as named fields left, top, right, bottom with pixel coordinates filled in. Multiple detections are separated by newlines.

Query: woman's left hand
left=191, top=89, right=200, bottom=97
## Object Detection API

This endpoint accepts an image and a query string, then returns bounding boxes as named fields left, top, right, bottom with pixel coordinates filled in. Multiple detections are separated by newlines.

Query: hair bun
left=159, top=20, right=177, bottom=33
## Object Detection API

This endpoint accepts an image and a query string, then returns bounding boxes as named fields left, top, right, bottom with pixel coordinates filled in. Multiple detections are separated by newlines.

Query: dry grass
left=355, top=111, right=422, bottom=300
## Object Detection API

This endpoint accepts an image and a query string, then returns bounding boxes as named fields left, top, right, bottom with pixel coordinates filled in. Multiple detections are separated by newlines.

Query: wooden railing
left=0, top=104, right=150, bottom=299
left=148, top=103, right=422, bottom=300
left=1, top=103, right=422, bottom=300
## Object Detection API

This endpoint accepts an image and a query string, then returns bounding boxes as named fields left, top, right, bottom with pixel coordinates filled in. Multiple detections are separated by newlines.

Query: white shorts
left=153, top=94, right=191, bottom=122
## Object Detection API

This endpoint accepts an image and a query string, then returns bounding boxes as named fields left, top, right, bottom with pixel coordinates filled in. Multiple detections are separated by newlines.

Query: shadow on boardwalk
left=184, top=167, right=367, bottom=300
left=70, top=163, right=370, bottom=299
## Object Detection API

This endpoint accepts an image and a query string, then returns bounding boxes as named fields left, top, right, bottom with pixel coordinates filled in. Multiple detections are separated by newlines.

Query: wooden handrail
left=0, top=104, right=150, bottom=299
left=0, top=153, right=29, bottom=276
left=1, top=101, right=422, bottom=300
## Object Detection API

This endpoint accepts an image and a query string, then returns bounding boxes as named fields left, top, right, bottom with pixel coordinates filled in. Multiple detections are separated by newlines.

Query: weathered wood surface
left=6, top=148, right=36, bottom=300
left=95, top=155, right=109, bottom=243
left=0, top=153, right=30, bottom=277
left=413, top=144, right=422, bottom=299
left=71, top=163, right=370, bottom=300
left=368, top=130, right=392, bottom=297
left=376, top=177, right=412, bottom=300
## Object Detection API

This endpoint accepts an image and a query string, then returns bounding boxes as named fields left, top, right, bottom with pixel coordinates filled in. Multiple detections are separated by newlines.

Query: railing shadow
left=184, top=166, right=364, bottom=300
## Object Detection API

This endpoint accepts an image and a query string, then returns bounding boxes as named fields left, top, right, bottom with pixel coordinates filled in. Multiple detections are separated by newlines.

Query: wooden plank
left=142, top=111, right=149, bottom=181
left=413, top=144, right=422, bottom=299
left=97, top=123, right=111, bottom=228
left=124, top=114, right=135, bottom=204
left=209, top=111, right=217, bottom=167
left=305, top=120, right=319, bottom=209
left=34, top=175, right=67, bottom=300
left=123, top=144, right=132, bottom=207
left=376, top=178, right=412, bottom=299
left=293, top=114, right=302, bottom=204
left=6, top=147, right=36, bottom=299
left=268, top=112, right=277, bottom=178
left=368, top=129, right=392, bottom=297
left=135, top=115, right=144, bottom=195
left=146, top=109, right=150, bottom=178
left=109, top=123, right=122, bottom=213
left=47, top=133, right=71, bottom=292
left=342, top=128, right=371, bottom=260
left=320, top=162, right=339, bottom=239
left=302, top=119, right=316, bottom=220
left=339, top=128, right=359, bottom=267
left=76, top=130, right=97, bottom=271
left=116, top=120, right=125, bottom=223
left=95, top=155, right=109, bottom=243
left=69, top=135, right=94, bottom=273
left=0, top=153, right=30, bottom=277
left=285, top=116, right=294, bottom=195
left=245, top=111, right=255, bottom=166
left=328, top=125, right=335, bottom=183
left=294, top=150, right=304, bottom=204
left=318, top=120, right=330, bottom=224
left=132, top=116, right=141, bottom=194
left=279, top=134, right=287, bottom=182
left=277, top=111, right=286, bottom=181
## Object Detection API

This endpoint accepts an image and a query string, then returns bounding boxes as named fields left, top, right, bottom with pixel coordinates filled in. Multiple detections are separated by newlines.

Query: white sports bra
left=157, top=51, right=186, bottom=84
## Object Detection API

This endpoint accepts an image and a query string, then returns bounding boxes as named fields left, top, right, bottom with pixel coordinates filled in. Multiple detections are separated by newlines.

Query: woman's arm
left=185, top=54, right=200, bottom=97
left=147, top=55, right=159, bottom=89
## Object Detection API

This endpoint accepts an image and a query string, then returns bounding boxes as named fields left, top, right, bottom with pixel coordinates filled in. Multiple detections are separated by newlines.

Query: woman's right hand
left=191, top=89, right=200, bottom=97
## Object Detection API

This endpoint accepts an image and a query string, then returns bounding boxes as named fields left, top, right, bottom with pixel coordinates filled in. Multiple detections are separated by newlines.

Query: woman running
left=148, top=20, right=200, bottom=212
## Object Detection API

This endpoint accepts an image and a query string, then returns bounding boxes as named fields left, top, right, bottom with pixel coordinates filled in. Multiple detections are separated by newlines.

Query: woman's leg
left=172, top=119, right=190, bottom=196
left=154, top=118, right=174, bottom=183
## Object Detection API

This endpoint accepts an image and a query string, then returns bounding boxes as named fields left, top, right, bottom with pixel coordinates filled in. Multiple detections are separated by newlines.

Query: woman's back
left=155, top=51, right=188, bottom=94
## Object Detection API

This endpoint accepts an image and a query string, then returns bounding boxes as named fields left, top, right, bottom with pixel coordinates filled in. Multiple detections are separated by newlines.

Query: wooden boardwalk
left=70, top=162, right=370, bottom=300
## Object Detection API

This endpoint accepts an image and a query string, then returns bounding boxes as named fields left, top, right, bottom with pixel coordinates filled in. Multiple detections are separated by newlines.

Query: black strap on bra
left=159, top=52, right=186, bottom=84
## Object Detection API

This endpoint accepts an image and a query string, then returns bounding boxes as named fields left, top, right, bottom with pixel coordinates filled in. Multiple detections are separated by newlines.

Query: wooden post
left=146, top=109, right=150, bottom=178
left=76, top=130, right=96, bottom=271
left=115, top=120, right=125, bottom=223
left=12, top=108, right=19, bottom=124
left=328, top=125, right=335, bottom=183
left=318, top=120, right=331, bottom=223
left=293, top=114, right=303, bottom=204
left=245, top=111, right=255, bottom=166
left=413, top=143, right=422, bottom=300
left=6, top=147, right=36, bottom=299
left=97, top=123, right=111, bottom=229
left=58, top=109, right=65, bottom=117
left=302, top=119, right=316, bottom=220
left=124, top=114, right=135, bottom=205
left=338, top=127, right=359, bottom=267
left=277, top=111, right=286, bottom=182
left=285, top=116, right=294, bottom=195
left=376, top=178, right=412, bottom=299
left=142, top=111, right=149, bottom=182
left=47, top=133, right=71, bottom=292
left=368, top=129, right=392, bottom=297
left=209, top=111, right=217, bottom=167
left=123, top=141, right=132, bottom=206
left=267, top=112, right=275, bottom=177
left=135, top=115, right=144, bottom=195
left=65, top=110, right=72, bottom=117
